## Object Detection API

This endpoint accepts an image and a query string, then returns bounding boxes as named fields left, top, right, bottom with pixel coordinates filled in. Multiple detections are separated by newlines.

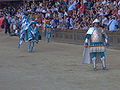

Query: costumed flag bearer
left=18, top=16, right=30, bottom=48
left=82, top=19, right=110, bottom=71
left=27, top=21, right=39, bottom=43
left=27, top=21, right=39, bottom=52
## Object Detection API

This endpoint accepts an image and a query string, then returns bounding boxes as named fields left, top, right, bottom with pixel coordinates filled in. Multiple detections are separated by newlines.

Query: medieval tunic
left=82, top=27, right=108, bottom=64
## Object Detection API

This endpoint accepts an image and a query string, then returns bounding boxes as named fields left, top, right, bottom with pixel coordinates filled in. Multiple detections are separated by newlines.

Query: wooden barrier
left=52, top=28, right=120, bottom=49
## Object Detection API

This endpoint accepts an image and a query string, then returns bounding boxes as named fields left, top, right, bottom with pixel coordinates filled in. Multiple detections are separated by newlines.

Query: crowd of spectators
left=0, top=0, right=120, bottom=34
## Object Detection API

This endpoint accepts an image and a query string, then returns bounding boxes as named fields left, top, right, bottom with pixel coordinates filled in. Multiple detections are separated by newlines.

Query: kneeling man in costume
left=82, top=19, right=109, bottom=71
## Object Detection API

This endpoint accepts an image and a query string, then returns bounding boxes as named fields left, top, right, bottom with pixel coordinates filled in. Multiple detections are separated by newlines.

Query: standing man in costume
left=45, top=19, right=52, bottom=43
left=27, top=21, right=39, bottom=43
left=27, top=21, right=39, bottom=52
left=18, top=14, right=30, bottom=48
left=82, top=19, right=109, bottom=71
left=2, top=16, right=11, bottom=34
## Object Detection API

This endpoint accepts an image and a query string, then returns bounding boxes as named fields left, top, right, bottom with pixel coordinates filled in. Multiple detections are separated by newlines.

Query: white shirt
left=68, top=1, right=76, bottom=11
left=36, top=8, right=41, bottom=12
left=45, top=13, right=50, bottom=18
left=118, top=10, right=120, bottom=15
left=108, top=19, right=118, bottom=31
left=102, top=0, right=107, bottom=5
left=102, top=17, right=108, bottom=25
left=64, top=12, right=68, bottom=16
left=83, top=0, right=87, bottom=4
left=118, top=1, right=120, bottom=5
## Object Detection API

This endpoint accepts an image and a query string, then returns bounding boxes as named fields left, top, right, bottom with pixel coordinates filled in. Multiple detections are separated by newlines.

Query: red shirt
left=0, top=17, right=3, bottom=31
left=79, top=5, right=85, bottom=13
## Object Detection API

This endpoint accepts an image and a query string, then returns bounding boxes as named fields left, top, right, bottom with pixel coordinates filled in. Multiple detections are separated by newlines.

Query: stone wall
left=52, top=28, right=120, bottom=49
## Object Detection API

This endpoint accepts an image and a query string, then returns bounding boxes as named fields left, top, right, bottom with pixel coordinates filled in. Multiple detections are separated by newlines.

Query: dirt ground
left=0, top=32, right=120, bottom=90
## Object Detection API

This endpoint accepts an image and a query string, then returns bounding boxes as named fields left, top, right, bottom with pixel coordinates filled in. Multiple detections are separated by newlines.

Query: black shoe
left=93, top=68, right=97, bottom=71
left=102, top=67, right=108, bottom=70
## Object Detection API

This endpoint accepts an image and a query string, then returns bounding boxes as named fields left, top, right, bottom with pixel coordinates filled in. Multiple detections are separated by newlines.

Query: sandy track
left=0, top=32, right=120, bottom=90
